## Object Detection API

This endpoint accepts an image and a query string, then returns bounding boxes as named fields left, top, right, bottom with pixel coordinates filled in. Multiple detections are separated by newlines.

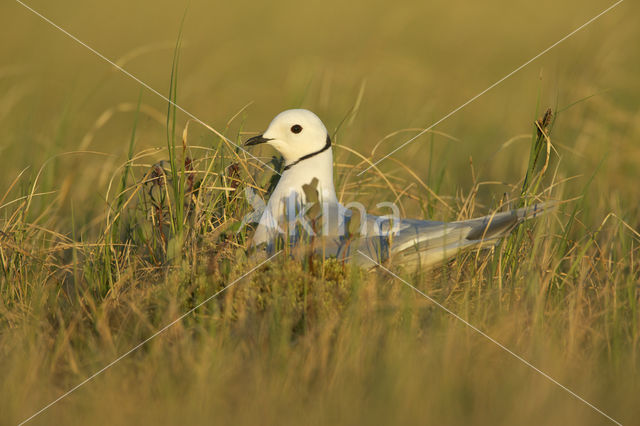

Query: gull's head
left=245, top=109, right=330, bottom=165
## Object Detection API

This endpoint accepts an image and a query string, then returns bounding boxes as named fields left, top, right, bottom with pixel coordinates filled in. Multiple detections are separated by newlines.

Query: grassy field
left=1, top=0, right=639, bottom=424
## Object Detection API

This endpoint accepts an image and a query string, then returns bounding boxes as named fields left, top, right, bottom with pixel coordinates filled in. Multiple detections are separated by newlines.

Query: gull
left=245, top=109, right=552, bottom=269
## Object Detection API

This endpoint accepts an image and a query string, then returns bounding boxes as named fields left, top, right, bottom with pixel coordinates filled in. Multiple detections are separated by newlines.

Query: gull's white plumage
left=249, top=110, right=338, bottom=245
left=246, top=109, right=550, bottom=268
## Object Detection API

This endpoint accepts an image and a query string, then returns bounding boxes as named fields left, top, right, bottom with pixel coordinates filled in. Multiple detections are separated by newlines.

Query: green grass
left=1, top=1, right=639, bottom=425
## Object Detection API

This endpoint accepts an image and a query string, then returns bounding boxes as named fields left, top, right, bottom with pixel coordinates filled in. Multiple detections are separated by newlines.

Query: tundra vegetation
left=1, top=1, right=638, bottom=424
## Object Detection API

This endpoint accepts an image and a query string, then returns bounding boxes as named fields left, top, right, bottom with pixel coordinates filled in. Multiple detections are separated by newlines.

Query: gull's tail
left=460, top=201, right=556, bottom=242
left=378, top=201, right=556, bottom=269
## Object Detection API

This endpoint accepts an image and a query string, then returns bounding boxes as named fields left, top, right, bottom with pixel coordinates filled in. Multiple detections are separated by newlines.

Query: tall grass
left=2, top=92, right=638, bottom=425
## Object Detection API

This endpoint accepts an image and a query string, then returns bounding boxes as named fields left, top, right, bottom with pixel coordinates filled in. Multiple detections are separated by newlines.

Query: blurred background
left=1, top=0, right=638, bottom=227
left=1, top=1, right=639, bottom=425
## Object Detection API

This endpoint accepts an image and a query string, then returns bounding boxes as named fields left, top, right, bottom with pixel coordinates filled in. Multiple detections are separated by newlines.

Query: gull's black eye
left=291, top=124, right=303, bottom=134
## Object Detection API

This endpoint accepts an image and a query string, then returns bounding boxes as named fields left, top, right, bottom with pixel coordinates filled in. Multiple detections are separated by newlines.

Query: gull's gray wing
left=314, top=202, right=553, bottom=269
left=252, top=201, right=554, bottom=270
left=316, top=215, right=472, bottom=269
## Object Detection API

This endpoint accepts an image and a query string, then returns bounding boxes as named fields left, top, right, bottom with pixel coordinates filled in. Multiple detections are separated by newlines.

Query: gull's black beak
left=245, top=134, right=273, bottom=147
